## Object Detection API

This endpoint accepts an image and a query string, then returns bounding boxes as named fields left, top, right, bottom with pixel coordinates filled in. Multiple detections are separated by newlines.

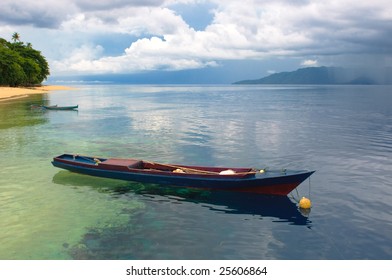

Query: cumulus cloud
left=1, top=0, right=391, bottom=74
left=301, top=60, right=318, bottom=67
left=53, top=44, right=105, bottom=72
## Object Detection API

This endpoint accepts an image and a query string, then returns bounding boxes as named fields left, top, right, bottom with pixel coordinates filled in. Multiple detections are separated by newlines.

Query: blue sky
left=1, top=0, right=391, bottom=83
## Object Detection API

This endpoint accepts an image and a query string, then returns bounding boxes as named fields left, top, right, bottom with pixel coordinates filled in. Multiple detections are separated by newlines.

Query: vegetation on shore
left=0, top=32, right=50, bottom=87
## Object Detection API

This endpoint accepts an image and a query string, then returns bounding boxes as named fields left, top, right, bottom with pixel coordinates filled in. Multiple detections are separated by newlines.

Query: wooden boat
left=52, top=154, right=315, bottom=196
left=43, top=105, right=78, bottom=110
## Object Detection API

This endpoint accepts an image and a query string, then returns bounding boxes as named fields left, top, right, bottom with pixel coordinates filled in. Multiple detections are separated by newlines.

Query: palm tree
left=12, top=32, right=20, bottom=43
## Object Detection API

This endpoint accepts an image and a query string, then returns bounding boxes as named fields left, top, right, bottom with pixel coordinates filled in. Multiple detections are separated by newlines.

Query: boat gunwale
left=53, top=154, right=257, bottom=179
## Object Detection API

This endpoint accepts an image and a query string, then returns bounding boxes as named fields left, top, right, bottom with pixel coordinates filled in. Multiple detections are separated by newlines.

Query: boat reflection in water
left=53, top=170, right=311, bottom=226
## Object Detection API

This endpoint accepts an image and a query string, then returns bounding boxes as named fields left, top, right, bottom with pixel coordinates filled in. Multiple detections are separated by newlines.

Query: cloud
left=0, top=0, right=77, bottom=28
left=0, top=0, right=166, bottom=28
left=53, top=44, right=105, bottom=73
left=76, top=0, right=165, bottom=10
left=301, top=60, right=318, bottom=67
left=1, top=0, right=391, bottom=75
left=54, top=36, right=219, bottom=74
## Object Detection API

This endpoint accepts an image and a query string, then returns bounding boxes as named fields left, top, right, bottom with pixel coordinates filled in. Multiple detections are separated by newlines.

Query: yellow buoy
left=299, top=197, right=312, bottom=209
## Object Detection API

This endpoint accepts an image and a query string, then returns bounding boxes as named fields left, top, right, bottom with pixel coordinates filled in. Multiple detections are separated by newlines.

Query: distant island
left=234, top=66, right=391, bottom=85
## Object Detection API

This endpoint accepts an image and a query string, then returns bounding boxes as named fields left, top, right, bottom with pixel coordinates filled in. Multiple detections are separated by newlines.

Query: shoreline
left=0, top=85, right=74, bottom=103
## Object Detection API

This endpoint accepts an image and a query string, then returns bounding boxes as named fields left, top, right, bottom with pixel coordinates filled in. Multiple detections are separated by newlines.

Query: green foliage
left=0, top=34, right=50, bottom=87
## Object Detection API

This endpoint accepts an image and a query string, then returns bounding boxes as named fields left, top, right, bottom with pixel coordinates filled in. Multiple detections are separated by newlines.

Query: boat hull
left=43, top=105, right=78, bottom=110
left=52, top=154, right=315, bottom=196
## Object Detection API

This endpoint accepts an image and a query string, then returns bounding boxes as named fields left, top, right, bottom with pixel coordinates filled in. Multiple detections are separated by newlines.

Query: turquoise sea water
left=0, top=85, right=391, bottom=259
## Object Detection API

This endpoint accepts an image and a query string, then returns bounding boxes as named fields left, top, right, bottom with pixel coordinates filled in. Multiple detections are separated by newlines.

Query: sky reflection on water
left=0, top=85, right=391, bottom=259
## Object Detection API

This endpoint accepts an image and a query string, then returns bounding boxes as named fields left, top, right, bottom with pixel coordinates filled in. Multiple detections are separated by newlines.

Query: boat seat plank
left=100, top=158, right=144, bottom=169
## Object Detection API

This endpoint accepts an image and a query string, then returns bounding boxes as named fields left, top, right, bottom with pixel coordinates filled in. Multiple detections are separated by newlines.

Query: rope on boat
left=290, top=175, right=313, bottom=211
left=289, top=189, right=300, bottom=203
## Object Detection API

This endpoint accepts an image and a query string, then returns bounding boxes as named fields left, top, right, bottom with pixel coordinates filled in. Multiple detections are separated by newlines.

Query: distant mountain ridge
left=234, top=66, right=391, bottom=85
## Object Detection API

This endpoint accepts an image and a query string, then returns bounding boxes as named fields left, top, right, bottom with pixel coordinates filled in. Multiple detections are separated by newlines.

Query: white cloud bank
left=301, top=60, right=318, bottom=67
left=1, top=0, right=391, bottom=75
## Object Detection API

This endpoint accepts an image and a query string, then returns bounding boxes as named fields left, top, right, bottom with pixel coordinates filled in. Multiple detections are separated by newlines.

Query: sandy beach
left=0, top=85, right=73, bottom=102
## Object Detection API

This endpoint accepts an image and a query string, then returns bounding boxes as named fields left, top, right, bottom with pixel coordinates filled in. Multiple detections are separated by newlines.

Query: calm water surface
left=0, top=85, right=391, bottom=259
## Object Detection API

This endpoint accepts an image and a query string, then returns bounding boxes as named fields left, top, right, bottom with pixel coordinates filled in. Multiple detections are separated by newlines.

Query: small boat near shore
left=43, top=105, right=78, bottom=110
left=52, top=154, right=315, bottom=196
